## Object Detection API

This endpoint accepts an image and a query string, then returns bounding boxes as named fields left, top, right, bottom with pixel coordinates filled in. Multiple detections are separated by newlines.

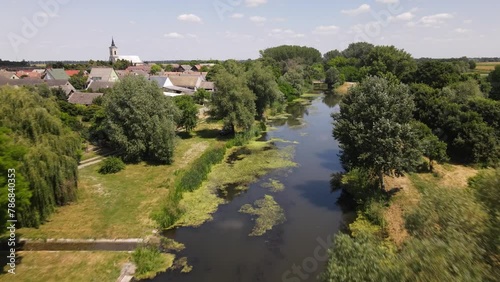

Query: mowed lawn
left=0, top=251, right=129, bottom=282
left=19, top=123, right=223, bottom=239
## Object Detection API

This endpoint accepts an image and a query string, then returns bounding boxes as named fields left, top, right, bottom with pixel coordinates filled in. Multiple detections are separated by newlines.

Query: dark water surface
left=152, top=94, right=352, bottom=282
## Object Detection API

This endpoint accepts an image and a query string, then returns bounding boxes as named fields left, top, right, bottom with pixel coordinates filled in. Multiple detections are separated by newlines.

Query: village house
left=0, top=70, right=19, bottom=80
left=44, top=68, right=70, bottom=80
left=86, top=80, right=116, bottom=92
left=67, top=92, right=104, bottom=106
left=15, top=70, right=41, bottom=79
left=0, top=78, right=76, bottom=96
left=88, top=67, right=119, bottom=83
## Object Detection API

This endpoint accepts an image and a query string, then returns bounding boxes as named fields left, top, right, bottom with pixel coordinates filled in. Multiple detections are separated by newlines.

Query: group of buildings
left=0, top=38, right=215, bottom=105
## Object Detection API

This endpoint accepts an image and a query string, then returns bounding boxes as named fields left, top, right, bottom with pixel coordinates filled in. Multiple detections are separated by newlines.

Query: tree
left=210, top=69, right=256, bottom=132
left=323, top=49, right=342, bottom=62
left=193, top=88, right=211, bottom=105
left=325, top=67, right=344, bottom=90
left=174, top=95, right=198, bottom=132
left=342, top=42, right=374, bottom=65
left=150, top=64, right=162, bottom=75
left=246, top=62, right=284, bottom=118
left=113, top=59, right=132, bottom=70
left=0, top=86, right=81, bottom=227
left=102, top=76, right=178, bottom=164
left=68, top=70, right=87, bottom=90
left=412, top=121, right=448, bottom=171
left=488, top=65, right=500, bottom=100
left=333, top=77, right=421, bottom=189
left=260, top=45, right=322, bottom=65
left=364, top=46, right=417, bottom=81
left=412, top=60, right=462, bottom=89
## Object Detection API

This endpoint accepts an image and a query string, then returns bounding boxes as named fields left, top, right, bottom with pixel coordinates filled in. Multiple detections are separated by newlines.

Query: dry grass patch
left=0, top=251, right=129, bottom=282
left=383, top=175, right=421, bottom=246
left=335, top=82, right=357, bottom=95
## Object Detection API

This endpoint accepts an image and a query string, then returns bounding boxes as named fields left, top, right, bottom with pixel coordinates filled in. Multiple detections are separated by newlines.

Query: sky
left=0, top=0, right=498, bottom=61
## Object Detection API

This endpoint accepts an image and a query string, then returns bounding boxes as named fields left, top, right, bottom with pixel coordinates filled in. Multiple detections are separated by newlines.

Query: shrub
left=98, top=157, right=125, bottom=174
left=132, top=246, right=170, bottom=280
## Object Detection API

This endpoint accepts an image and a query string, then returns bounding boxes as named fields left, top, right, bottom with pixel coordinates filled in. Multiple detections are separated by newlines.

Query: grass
left=18, top=123, right=222, bottom=239
left=239, top=195, right=286, bottom=236
left=335, top=82, right=358, bottom=95
left=0, top=251, right=129, bottom=282
left=381, top=162, right=481, bottom=246
left=132, top=246, right=175, bottom=280
left=472, top=62, right=500, bottom=74
left=173, top=140, right=297, bottom=228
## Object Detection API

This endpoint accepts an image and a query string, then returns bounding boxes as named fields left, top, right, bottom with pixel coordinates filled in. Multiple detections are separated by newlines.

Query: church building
left=109, top=38, right=143, bottom=65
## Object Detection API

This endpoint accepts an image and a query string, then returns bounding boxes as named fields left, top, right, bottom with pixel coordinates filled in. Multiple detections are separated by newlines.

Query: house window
left=114, top=51, right=116, bottom=55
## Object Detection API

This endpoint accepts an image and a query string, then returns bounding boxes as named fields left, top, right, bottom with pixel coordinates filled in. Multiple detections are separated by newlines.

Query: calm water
left=151, top=94, right=352, bottom=282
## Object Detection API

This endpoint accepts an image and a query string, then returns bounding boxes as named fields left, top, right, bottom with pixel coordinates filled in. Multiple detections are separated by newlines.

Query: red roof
left=15, top=71, right=41, bottom=79
left=65, top=70, right=81, bottom=77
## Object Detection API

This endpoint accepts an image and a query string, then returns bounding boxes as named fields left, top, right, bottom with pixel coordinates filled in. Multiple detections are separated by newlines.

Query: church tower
left=109, top=38, right=119, bottom=63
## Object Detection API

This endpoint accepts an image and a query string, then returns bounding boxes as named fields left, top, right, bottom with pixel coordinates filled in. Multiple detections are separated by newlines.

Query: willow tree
left=332, top=77, right=421, bottom=189
left=102, top=76, right=178, bottom=164
left=0, top=86, right=81, bottom=227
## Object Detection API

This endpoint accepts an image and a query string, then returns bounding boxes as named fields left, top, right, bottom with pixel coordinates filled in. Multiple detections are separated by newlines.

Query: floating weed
left=239, top=195, right=286, bottom=236
left=261, top=179, right=285, bottom=192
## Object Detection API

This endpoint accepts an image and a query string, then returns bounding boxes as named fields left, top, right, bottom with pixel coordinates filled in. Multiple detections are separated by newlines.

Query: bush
left=132, top=246, right=170, bottom=280
left=98, top=157, right=125, bottom=174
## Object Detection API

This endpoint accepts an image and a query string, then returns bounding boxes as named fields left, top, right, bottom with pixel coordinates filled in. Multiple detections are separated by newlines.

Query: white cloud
left=389, top=12, right=415, bottom=22
left=455, top=28, right=470, bottom=33
left=164, top=32, right=184, bottom=39
left=245, top=0, right=267, bottom=7
left=230, top=13, right=245, bottom=19
left=269, top=28, right=305, bottom=39
left=420, top=13, right=453, bottom=27
left=249, top=16, right=267, bottom=23
left=129, top=20, right=136, bottom=25
left=313, top=25, right=340, bottom=35
left=464, top=19, right=473, bottom=24
left=341, top=4, right=371, bottom=16
left=177, top=14, right=202, bottom=23
left=376, top=0, right=399, bottom=3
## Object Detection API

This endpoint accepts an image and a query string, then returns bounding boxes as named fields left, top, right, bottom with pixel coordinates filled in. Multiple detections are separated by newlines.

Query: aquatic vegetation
left=176, top=140, right=296, bottom=228
left=172, top=257, right=193, bottom=273
left=261, top=178, right=285, bottom=192
left=239, top=195, right=286, bottom=236
left=160, top=238, right=185, bottom=252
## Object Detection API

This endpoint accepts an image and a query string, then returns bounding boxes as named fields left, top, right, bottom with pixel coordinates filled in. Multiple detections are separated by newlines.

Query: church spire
left=111, top=37, right=116, bottom=47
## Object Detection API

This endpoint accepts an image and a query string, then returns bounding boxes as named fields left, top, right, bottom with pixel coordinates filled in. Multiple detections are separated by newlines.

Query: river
left=151, top=93, right=353, bottom=282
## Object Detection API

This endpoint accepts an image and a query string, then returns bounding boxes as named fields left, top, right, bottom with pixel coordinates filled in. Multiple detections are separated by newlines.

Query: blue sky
left=0, top=0, right=498, bottom=61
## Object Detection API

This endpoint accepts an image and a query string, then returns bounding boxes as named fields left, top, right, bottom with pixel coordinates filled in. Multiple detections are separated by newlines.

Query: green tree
left=0, top=86, right=81, bottom=227
left=323, top=49, right=342, bottom=62
left=68, top=71, right=87, bottom=90
left=193, top=88, right=211, bottom=105
left=412, top=121, right=448, bottom=171
left=342, top=42, right=375, bottom=65
left=150, top=64, right=163, bottom=75
left=364, top=45, right=417, bottom=81
left=488, top=65, right=500, bottom=100
left=325, top=67, right=344, bottom=90
left=102, top=76, right=178, bottom=164
left=246, top=62, right=284, bottom=118
left=210, top=69, right=256, bottom=132
left=412, top=60, right=462, bottom=88
left=333, top=77, right=421, bottom=189
left=113, top=59, right=132, bottom=70
left=174, top=95, right=198, bottom=132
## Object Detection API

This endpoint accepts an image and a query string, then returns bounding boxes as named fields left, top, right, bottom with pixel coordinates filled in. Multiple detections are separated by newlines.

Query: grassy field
left=474, top=62, right=500, bottom=74
left=19, top=122, right=223, bottom=239
left=381, top=162, right=481, bottom=246
left=0, top=251, right=129, bottom=282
